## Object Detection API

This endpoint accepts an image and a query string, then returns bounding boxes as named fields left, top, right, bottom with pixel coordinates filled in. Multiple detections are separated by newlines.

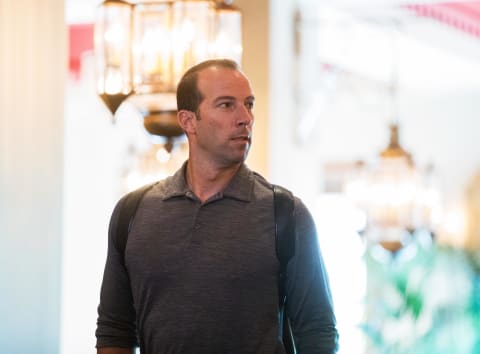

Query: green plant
left=362, top=231, right=480, bottom=354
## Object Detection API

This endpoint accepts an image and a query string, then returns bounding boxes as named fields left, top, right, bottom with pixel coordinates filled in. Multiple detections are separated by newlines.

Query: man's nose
left=237, top=105, right=254, bottom=127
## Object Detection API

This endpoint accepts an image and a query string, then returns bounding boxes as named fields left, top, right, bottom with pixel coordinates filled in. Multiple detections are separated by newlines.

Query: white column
left=235, top=0, right=270, bottom=177
left=0, top=0, right=65, bottom=353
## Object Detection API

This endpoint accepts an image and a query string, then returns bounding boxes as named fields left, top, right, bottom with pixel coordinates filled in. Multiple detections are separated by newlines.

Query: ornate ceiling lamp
left=94, top=0, right=242, bottom=140
left=95, top=0, right=134, bottom=116
left=345, top=27, right=440, bottom=255
left=345, top=122, right=438, bottom=255
left=363, top=124, right=420, bottom=253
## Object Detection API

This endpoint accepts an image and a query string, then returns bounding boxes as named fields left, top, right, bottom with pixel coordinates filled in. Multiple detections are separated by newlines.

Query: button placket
left=191, top=201, right=203, bottom=238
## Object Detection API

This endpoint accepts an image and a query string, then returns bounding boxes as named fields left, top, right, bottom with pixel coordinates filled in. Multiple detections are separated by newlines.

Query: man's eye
left=219, top=102, right=233, bottom=109
left=246, top=102, right=254, bottom=110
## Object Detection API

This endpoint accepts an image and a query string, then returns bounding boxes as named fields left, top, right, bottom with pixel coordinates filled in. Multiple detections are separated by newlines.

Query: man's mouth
left=232, top=135, right=251, bottom=143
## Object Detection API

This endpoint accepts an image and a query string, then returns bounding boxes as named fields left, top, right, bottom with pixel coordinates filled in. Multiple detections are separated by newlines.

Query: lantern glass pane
left=171, top=1, right=214, bottom=86
left=368, top=157, right=419, bottom=228
left=132, top=2, right=173, bottom=94
left=95, top=1, right=133, bottom=95
left=213, top=7, right=242, bottom=64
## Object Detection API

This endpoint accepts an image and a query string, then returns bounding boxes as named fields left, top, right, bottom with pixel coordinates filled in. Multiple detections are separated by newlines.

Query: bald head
left=176, top=59, right=241, bottom=113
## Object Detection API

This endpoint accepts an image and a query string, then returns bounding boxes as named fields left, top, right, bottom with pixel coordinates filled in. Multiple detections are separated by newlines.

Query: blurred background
left=1, top=0, right=480, bottom=353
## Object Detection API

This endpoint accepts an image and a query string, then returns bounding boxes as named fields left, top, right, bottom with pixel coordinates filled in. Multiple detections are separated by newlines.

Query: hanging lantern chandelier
left=345, top=124, right=434, bottom=254
left=94, top=0, right=242, bottom=138
left=344, top=26, right=442, bottom=254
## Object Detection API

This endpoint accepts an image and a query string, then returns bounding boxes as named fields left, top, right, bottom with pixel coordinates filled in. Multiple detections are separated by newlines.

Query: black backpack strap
left=115, top=182, right=157, bottom=261
left=273, top=184, right=296, bottom=354
left=274, top=184, right=295, bottom=304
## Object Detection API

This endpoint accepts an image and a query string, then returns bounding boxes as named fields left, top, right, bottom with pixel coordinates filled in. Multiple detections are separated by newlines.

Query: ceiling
left=66, top=1, right=480, bottom=63
left=67, top=1, right=480, bottom=38
left=322, top=1, right=480, bottom=61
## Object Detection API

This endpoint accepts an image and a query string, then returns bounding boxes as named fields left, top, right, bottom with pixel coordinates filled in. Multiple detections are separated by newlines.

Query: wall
left=236, top=0, right=270, bottom=177
left=0, top=0, right=66, bottom=353
left=269, top=1, right=480, bottom=244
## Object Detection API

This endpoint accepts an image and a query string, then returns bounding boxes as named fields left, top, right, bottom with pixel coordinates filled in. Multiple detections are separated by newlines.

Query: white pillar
left=235, top=0, right=270, bottom=177
left=0, top=0, right=65, bottom=353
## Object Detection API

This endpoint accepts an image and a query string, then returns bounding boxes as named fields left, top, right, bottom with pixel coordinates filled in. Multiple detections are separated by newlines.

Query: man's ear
left=178, top=110, right=196, bottom=134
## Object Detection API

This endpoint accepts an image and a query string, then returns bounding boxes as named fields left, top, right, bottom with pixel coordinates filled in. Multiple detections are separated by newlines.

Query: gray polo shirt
left=96, top=163, right=338, bottom=353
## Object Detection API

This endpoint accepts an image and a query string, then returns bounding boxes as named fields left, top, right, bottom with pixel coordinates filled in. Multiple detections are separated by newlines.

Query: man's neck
left=186, top=158, right=242, bottom=203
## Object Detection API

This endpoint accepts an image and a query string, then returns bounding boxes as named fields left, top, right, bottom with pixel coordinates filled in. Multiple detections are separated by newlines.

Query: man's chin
left=239, top=146, right=251, bottom=162
left=230, top=150, right=250, bottom=165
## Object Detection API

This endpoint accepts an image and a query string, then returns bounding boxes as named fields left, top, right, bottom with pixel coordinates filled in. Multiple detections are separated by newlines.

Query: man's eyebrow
left=212, top=95, right=255, bottom=104
left=213, top=95, right=236, bottom=103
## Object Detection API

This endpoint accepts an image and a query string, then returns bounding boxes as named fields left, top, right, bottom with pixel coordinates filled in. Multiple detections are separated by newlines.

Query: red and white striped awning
left=405, top=1, right=480, bottom=38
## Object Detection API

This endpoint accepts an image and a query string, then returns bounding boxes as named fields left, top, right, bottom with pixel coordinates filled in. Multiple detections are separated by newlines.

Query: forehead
left=196, top=66, right=253, bottom=99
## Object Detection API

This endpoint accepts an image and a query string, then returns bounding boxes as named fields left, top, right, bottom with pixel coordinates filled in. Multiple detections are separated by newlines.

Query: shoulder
left=250, top=172, right=313, bottom=226
left=250, top=169, right=308, bottom=208
left=251, top=171, right=274, bottom=190
left=127, top=169, right=187, bottom=203
left=251, top=170, right=306, bottom=209
left=110, top=177, right=172, bottom=215
left=250, top=169, right=294, bottom=197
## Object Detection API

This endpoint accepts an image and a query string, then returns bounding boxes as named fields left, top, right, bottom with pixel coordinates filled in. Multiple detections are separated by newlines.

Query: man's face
left=191, top=66, right=255, bottom=167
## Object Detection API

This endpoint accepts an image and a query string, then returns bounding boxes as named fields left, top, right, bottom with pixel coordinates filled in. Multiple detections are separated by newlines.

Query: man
left=96, top=59, right=338, bottom=353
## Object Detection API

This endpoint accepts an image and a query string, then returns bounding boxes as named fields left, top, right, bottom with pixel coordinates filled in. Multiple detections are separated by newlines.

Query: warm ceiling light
left=94, top=0, right=242, bottom=138
left=345, top=124, right=442, bottom=254
left=95, top=0, right=134, bottom=115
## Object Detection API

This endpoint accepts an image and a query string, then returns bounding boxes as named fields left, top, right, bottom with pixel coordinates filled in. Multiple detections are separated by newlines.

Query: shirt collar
left=162, top=161, right=254, bottom=202
left=161, top=161, right=190, bottom=200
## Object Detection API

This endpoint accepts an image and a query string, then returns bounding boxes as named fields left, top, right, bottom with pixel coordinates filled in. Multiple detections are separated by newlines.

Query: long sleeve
left=95, top=196, right=138, bottom=349
left=285, top=199, right=339, bottom=354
